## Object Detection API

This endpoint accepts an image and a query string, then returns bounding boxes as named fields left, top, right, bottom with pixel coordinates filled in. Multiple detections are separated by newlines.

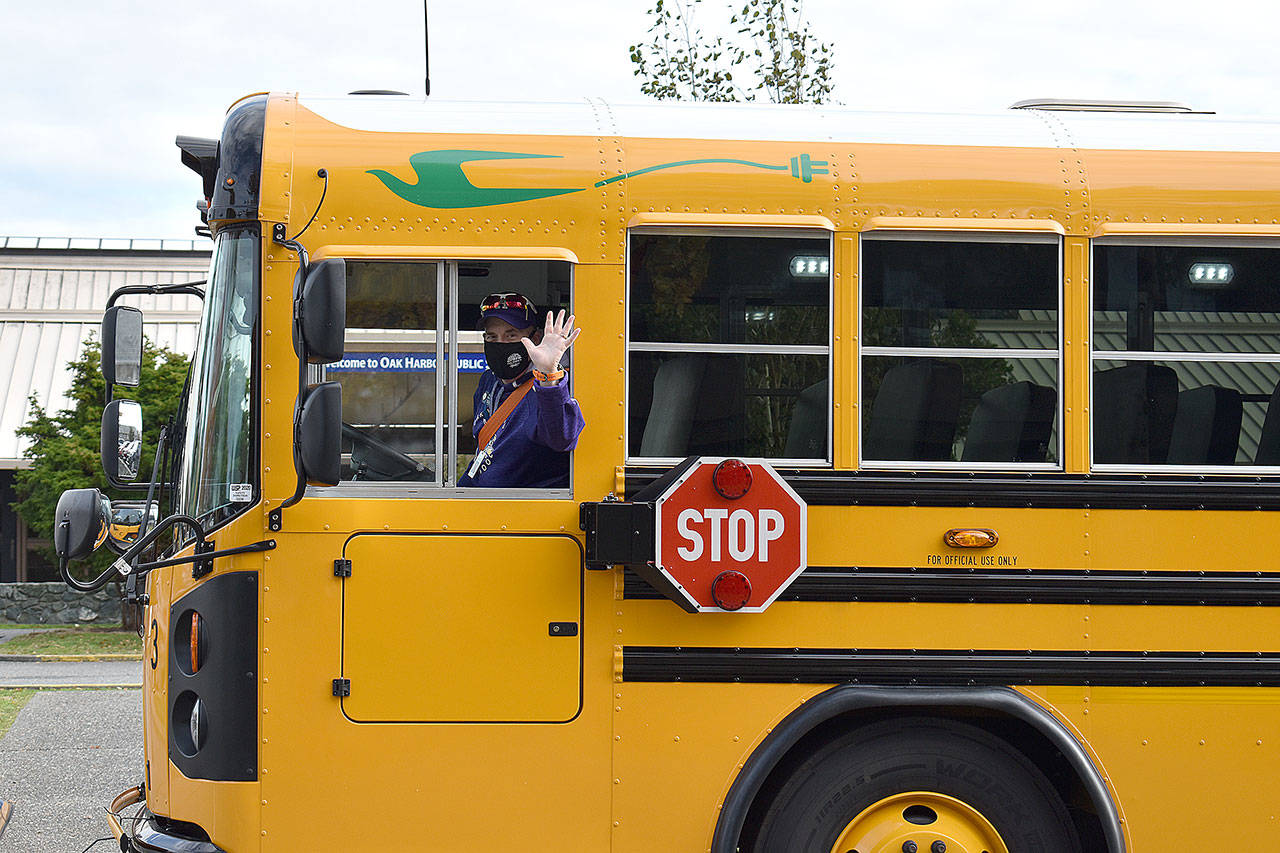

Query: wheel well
left=735, top=704, right=1108, bottom=852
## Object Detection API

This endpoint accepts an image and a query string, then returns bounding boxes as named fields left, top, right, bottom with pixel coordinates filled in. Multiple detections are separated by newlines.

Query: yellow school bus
left=52, top=92, right=1280, bottom=851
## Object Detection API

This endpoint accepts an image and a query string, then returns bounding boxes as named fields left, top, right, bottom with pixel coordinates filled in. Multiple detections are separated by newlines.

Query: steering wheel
left=341, top=423, right=434, bottom=481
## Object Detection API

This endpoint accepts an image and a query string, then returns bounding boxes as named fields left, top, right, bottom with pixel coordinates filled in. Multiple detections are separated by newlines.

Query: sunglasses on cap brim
left=480, top=293, right=532, bottom=313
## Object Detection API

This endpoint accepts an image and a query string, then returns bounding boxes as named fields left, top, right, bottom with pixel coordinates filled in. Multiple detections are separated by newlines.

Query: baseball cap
left=477, top=292, right=538, bottom=331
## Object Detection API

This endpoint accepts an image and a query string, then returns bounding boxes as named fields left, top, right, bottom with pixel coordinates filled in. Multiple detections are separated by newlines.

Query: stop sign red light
left=654, top=458, right=807, bottom=612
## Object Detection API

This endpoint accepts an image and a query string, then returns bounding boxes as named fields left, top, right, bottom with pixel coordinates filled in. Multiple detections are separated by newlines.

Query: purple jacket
left=457, top=371, right=585, bottom=488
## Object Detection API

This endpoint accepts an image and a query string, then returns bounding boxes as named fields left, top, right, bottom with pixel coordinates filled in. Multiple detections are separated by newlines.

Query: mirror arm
left=103, top=284, right=205, bottom=406
left=136, top=538, right=276, bottom=572
left=60, top=516, right=271, bottom=594
left=274, top=229, right=311, bottom=515
left=58, top=549, right=122, bottom=593
left=105, top=281, right=206, bottom=310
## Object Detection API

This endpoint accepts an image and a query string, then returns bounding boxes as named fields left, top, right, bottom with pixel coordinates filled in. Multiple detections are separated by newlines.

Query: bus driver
left=458, top=292, right=586, bottom=488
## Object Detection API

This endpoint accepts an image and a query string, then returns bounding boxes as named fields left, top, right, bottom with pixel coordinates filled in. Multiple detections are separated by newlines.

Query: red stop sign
left=654, top=458, right=807, bottom=613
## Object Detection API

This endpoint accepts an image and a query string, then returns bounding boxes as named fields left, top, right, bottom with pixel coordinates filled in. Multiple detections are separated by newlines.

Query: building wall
left=0, top=238, right=209, bottom=584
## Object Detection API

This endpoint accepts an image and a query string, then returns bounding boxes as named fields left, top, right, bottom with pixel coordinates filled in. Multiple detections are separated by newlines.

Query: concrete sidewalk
left=0, top=660, right=142, bottom=688
left=0, top=689, right=142, bottom=851
left=0, top=627, right=56, bottom=645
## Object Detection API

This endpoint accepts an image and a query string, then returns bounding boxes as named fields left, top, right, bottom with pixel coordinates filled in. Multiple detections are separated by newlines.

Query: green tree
left=12, top=339, right=190, bottom=590
left=630, top=0, right=836, bottom=104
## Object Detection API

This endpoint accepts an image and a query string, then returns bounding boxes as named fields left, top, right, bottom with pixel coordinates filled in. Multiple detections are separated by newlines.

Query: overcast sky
left=3, top=0, right=1276, bottom=240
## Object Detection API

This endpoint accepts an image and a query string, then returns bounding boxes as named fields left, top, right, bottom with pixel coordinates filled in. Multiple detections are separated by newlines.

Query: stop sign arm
left=578, top=455, right=701, bottom=568
left=579, top=498, right=699, bottom=613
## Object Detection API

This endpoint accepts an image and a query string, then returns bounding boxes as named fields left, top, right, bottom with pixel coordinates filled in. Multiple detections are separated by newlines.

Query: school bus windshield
left=176, top=226, right=256, bottom=527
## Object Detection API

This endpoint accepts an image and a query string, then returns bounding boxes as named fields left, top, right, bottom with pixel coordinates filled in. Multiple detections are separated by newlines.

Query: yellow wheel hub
left=829, top=791, right=1008, bottom=853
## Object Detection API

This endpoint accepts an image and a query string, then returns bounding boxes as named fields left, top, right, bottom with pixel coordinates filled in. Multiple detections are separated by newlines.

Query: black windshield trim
left=175, top=225, right=261, bottom=539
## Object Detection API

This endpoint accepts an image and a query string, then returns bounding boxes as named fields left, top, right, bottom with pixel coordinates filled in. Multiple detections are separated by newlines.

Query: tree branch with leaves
left=630, top=0, right=836, bottom=104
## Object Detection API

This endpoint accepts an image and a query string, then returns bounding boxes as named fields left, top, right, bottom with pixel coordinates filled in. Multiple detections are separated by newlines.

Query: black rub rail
left=624, top=468, right=1280, bottom=511
left=623, top=566, right=1280, bottom=606
left=623, top=646, right=1280, bottom=686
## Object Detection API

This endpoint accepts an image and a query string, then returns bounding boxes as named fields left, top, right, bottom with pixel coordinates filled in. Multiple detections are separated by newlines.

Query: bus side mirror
left=54, top=488, right=110, bottom=560
left=102, top=399, right=143, bottom=484
left=298, top=382, right=342, bottom=486
left=102, top=306, right=144, bottom=387
left=299, top=258, right=346, bottom=364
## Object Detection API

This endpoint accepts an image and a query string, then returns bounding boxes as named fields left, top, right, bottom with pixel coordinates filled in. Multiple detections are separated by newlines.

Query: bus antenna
left=424, top=1, right=431, bottom=96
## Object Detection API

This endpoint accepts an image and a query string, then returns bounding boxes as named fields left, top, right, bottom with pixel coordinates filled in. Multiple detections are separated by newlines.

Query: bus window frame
left=624, top=225, right=835, bottom=468
left=1089, top=234, right=1280, bottom=474
left=304, top=252, right=575, bottom=501
left=857, top=229, right=1065, bottom=472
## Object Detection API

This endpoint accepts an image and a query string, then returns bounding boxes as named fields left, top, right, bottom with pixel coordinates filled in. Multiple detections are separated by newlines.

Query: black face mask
left=484, top=341, right=531, bottom=381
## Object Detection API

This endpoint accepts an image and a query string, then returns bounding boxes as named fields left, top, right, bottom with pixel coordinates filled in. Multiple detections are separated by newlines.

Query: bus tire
left=750, top=717, right=1082, bottom=853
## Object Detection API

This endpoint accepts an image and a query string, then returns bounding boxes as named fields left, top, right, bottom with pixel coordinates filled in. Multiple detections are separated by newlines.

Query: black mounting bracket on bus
left=271, top=203, right=344, bottom=531
left=579, top=498, right=655, bottom=569
left=579, top=457, right=700, bottom=612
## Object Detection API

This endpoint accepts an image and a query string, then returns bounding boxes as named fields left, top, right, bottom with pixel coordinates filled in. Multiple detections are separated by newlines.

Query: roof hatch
left=1010, top=98, right=1211, bottom=114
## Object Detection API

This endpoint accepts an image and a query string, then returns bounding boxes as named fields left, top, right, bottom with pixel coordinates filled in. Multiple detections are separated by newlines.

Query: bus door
left=302, top=255, right=597, bottom=844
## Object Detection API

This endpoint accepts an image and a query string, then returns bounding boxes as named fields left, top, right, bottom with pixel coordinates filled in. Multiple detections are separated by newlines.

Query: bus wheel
left=750, top=717, right=1081, bottom=853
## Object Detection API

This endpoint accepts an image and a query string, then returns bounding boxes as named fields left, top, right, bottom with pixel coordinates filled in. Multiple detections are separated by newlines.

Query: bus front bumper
left=108, top=785, right=226, bottom=853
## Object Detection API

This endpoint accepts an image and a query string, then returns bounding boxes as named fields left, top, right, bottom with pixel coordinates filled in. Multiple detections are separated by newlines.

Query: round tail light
left=712, top=459, right=753, bottom=500
left=712, top=570, right=752, bottom=611
left=171, top=691, right=207, bottom=757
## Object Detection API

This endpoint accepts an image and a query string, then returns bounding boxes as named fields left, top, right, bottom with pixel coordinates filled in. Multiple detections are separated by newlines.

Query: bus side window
left=453, top=260, right=574, bottom=486
left=860, top=234, right=1061, bottom=468
left=1092, top=243, right=1280, bottom=468
left=627, top=231, right=832, bottom=463
left=319, top=259, right=575, bottom=489
left=326, top=261, right=442, bottom=484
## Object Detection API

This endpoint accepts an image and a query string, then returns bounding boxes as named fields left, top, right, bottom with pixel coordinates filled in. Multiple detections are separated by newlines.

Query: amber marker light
left=944, top=528, right=999, bottom=548
left=712, top=458, right=753, bottom=500
left=189, top=612, right=201, bottom=674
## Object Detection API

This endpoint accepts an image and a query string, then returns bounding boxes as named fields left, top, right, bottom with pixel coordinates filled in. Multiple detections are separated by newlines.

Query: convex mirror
left=107, top=500, right=158, bottom=553
left=53, top=488, right=110, bottom=561
left=102, top=306, right=143, bottom=387
left=102, top=399, right=143, bottom=484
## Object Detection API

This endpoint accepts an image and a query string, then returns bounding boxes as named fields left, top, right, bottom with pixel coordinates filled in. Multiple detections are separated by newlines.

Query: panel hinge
left=334, top=559, right=352, bottom=578
left=332, top=678, right=350, bottom=697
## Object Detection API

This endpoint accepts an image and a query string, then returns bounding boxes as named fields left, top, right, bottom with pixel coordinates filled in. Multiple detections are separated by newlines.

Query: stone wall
left=0, top=582, right=122, bottom=625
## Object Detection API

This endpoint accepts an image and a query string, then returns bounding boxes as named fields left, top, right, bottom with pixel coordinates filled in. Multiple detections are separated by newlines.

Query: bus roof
left=299, top=94, right=1280, bottom=154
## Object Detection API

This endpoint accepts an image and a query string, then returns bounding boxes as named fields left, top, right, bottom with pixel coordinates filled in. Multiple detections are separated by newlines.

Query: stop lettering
left=654, top=458, right=807, bottom=613
left=674, top=508, right=786, bottom=562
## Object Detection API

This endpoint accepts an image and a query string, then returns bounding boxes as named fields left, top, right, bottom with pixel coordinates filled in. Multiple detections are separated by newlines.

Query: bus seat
left=1092, top=364, right=1178, bottom=464
left=638, top=355, right=707, bottom=457
left=864, top=361, right=962, bottom=461
left=961, top=381, right=1056, bottom=463
left=1254, top=379, right=1280, bottom=465
left=783, top=379, right=829, bottom=459
left=1167, top=385, right=1243, bottom=465
left=688, top=356, right=746, bottom=456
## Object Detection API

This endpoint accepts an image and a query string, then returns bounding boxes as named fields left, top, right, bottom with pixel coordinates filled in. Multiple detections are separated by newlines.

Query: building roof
left=0, top=241, right=209, bottom=467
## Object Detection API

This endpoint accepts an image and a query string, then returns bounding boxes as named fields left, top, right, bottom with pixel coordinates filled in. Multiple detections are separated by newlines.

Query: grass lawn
left=1, top=629, right=141, bottom=657
left=0, top=689, right=35, bottom=740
